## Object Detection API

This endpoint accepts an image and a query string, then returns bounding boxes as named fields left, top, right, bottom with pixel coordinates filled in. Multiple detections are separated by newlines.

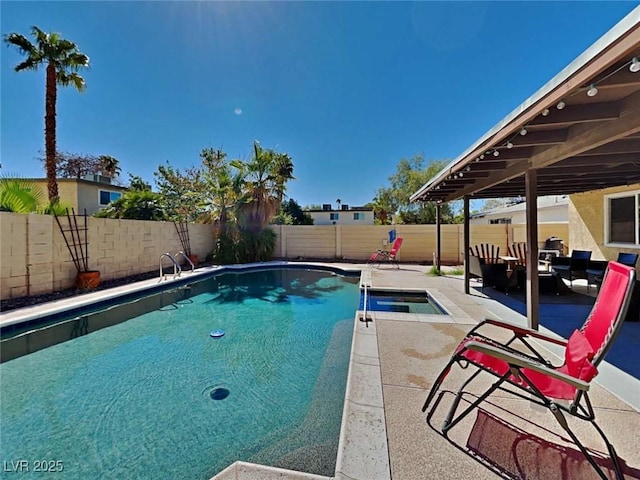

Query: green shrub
left=236, top=228, right=276, bottom=263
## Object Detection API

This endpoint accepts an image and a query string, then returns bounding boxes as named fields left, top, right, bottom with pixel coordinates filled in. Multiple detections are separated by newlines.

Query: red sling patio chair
left=368, top=237, right=403, bottom=268
left=422, top=261, right=636, bottom=480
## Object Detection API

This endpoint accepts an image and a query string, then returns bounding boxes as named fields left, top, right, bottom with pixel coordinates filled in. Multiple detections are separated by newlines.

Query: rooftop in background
left=471, top=195, right=568, bottom=225
left=472, top=195, right=568, bottom=218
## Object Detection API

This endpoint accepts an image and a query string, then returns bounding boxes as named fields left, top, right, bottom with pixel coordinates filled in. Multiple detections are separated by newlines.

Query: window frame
left=330, top=212, right=339, bottom=221
left=99, top=189, right=122, bottom=206
left=604, top=189, right=640, bottom=249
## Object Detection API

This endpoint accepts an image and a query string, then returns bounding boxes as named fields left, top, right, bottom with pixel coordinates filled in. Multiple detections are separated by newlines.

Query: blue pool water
left=360, top=290, right=445, bottom=314
left=0, top=268, right=359, bottom=479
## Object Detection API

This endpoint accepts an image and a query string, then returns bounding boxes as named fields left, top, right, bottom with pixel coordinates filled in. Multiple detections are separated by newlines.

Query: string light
left=437, top=53, right=640, bottom=201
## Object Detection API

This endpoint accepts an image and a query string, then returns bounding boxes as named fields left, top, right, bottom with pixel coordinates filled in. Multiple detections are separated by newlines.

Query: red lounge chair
left=422, top=261, right=636, bottom=480
left=368, top=237, right=403, bottom=268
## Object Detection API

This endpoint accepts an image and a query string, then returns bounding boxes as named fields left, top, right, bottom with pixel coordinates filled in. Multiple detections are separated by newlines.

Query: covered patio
left=410, top=6, right=640, bottom=330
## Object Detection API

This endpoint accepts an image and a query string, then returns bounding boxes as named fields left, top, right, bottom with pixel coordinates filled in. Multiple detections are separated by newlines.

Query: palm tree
left=237, top=141, right=280, bottom=231
left=98, top=155, right=121, bottom=179
left=4, top=26, right=90, bottom=201
left=273, top=152, right=295, bottom=208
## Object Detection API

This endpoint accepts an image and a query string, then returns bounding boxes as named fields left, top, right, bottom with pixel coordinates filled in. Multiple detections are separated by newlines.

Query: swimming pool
left=360, top=290, right=446, bottom=315
left=0, top=268, right=360, bottom=479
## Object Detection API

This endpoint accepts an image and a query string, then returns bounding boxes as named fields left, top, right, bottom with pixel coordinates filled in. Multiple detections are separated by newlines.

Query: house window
left=353, top=212, right=364, bottom=220
left=489, top=218, right=511, bottom=224
left=330, top=213, right=339, bottom=220
left=606, top=191, right=640, bottom=246
left=99, top=190, right=122, bottom=206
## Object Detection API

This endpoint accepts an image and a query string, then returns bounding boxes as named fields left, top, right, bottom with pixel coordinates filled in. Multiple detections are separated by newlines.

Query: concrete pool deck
left=3, top=262, right=638, bottom=479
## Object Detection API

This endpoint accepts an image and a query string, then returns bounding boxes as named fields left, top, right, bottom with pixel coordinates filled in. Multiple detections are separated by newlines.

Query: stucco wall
left=2, top=215, right=570, bottom=300
left=271, top=223, right=569, bottom=265
left=569, top=184, right=640, bottom=264
left=0, top=213, right=215, bottom=299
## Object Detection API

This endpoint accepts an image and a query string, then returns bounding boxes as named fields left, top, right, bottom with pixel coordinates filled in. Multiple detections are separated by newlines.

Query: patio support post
left=436, top=201, right=442, bottom=273
left=525, top=169, right=540, bottom=330
left=464, top=196, right=470, bottom=294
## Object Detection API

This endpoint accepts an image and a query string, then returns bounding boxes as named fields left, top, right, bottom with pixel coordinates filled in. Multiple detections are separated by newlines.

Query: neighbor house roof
left=472, top=195, right=568, bottom=218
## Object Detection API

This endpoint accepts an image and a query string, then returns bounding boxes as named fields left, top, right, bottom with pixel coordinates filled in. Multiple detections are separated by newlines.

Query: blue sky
left=1, top=1, right=638, bottom=209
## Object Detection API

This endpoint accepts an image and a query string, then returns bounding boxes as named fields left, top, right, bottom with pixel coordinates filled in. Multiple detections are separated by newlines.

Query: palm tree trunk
left=45, top=63, right=58, bottom=201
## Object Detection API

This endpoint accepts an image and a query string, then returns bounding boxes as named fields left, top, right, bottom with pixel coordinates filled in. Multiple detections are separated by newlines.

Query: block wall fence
left=0, top=212, right=568, bottom=300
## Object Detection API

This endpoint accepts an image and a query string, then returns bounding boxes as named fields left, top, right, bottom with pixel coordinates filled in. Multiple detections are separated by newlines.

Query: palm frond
left=3, top=33, right=38, bottom=57
left=57, top=71, right=86, bottom=91
left=15, top=57, right=41, bottom=72
left=0, top=177, right=45, bottom=213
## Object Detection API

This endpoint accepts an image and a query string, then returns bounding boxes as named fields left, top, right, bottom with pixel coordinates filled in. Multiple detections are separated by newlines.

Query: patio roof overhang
left=410, top=7, right=640, bottom=203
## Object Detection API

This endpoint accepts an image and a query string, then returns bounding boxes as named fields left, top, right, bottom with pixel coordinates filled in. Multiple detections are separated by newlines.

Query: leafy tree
left=40, top=151, right=97, bottom=179
left=153, top=142, right=295, bottom=264
left=271, top=199, right=314, bottom=225
left=4, top=26, right=89, bottom=201
left=39, top=151, right=121, bottom=181
left=375, top=154, right=457, bottom=224
left=127, top=173, right=152, bottom=192
left=154, top=160, right=209, bottom=222
left=94, top=190, right=166, bottom=221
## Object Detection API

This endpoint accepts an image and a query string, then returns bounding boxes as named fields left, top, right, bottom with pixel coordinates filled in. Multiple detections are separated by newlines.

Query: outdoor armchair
left=368, top=237, right=403, bottom=268
left=551, top=249, right=592, bottom=287
left=422, top=261, right=636, bottom=480
left=587, top=252, right=639, bottom=292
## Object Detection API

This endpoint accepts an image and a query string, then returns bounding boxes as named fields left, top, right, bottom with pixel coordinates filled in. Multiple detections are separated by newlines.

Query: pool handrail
left=159, top=253, right=182, bottom=281
left=174, top=251, right=195, bottom=273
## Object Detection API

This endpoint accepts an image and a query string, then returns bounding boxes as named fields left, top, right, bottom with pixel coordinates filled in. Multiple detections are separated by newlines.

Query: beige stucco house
left=29, top=177, right=128, bottom=215
left=569, top=184, right=640, bottom=262
left=306, top=204, right=374, bottom=225
left=471, top=195, right=569, bottom=225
